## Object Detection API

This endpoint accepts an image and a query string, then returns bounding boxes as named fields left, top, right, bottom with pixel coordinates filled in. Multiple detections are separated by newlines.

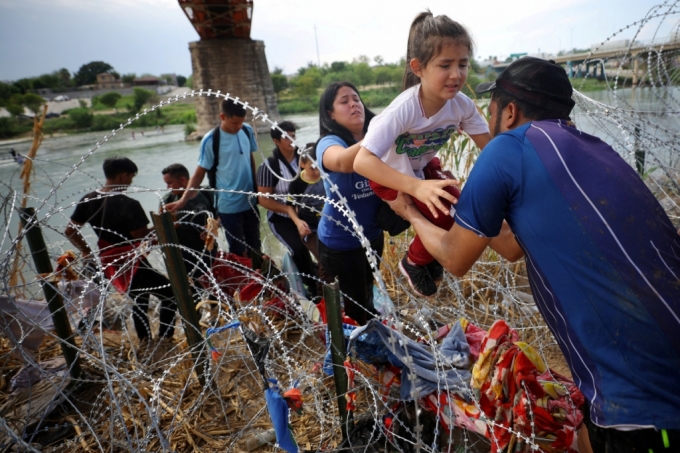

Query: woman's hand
left=412, top=179, right=460, bottom=218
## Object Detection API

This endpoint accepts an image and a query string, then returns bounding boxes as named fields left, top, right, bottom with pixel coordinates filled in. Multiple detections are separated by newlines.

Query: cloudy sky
left=0, top=0, right=673, bottom=81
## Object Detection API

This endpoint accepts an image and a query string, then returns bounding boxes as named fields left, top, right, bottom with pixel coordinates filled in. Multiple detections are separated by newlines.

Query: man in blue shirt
left=390, top=57, right=680, bottom=452
left=166, top=99, right=260, bottom=257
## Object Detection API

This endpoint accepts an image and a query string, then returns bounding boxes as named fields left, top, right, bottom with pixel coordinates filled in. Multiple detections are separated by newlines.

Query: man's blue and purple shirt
left=455, top=120, right=680, bottom=429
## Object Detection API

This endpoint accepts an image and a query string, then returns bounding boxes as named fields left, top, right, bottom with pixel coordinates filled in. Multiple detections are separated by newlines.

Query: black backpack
left=206, top=124, right=258, bottom=210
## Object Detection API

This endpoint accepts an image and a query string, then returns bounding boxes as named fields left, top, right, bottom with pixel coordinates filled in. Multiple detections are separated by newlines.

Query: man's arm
left=388, top=192, right=522, bottom=277
left=64, top=220, right=93, bottom=258
left=165, top=166, right=207, bottom=212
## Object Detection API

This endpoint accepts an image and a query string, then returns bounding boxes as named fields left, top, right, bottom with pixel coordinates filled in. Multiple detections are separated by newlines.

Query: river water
left=1, top=88, right=677, bottom=269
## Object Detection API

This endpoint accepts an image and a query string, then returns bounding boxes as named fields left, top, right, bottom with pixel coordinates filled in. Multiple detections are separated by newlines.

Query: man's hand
left=386, top=191, right=419, bottom=222
left=293, top=218, right=312, bottom=236
left=164, top=198, right=187, bottom=213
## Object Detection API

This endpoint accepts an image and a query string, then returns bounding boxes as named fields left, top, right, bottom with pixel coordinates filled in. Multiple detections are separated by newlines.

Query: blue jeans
left=219, top=208, right=261, bottom=257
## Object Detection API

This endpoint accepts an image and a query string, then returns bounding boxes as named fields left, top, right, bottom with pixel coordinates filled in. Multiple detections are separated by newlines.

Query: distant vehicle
left=53, top=95, right=70, bottom=102
left=45, top=112, right=60, bottom=118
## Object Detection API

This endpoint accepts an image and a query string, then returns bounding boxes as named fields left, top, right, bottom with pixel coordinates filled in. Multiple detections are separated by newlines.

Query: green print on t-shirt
left=394, top=125, right=458, bottom=159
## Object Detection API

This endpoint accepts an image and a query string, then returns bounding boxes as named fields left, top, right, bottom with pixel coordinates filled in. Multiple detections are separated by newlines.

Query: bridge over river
left=490, top=38, right=680, bottom=86
left=178, top=0, right=279, bottom=135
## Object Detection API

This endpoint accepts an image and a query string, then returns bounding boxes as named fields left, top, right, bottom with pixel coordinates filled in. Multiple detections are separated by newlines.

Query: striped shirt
left=455, top=120, right=680, bottom=429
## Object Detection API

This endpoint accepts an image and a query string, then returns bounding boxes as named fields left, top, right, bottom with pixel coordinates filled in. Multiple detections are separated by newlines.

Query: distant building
left=160, top=73, right=178, bottom=86
left=96, top=73, right=122, bottom=90
left=133, top=76, right=161, bottom=86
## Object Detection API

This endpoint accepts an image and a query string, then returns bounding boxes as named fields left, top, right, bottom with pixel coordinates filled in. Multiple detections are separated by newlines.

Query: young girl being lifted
left=354, top=11, right=490, bottom=297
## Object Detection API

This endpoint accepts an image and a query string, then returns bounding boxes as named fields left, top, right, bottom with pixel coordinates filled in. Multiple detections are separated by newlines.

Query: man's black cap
left=475, top=57, right=575, bottom=116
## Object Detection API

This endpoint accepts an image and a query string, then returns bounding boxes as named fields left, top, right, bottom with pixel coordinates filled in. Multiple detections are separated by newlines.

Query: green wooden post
left=151, top=211, right=206, bottom=387
left=323, top=280, right=353, bottom=442
left=19, top=207, right=82, bottom=379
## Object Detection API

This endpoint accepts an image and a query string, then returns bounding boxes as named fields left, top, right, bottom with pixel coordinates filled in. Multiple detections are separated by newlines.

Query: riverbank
left=0, top=78, right=631, bottom=141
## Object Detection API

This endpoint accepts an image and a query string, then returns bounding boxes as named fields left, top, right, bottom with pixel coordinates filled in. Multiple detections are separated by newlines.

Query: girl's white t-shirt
left=362, top=84, right=489, bottom=179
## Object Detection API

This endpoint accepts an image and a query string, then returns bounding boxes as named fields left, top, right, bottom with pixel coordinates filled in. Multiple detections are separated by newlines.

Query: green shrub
left=184, top=123, right=196, bottom=137
left=69, top=107, right=93, bottom=128
left=92, top=114, right=124, bottom=131
left=0, top=117, right=32, bottom=139
left=278, top=98, right=317, bottom=114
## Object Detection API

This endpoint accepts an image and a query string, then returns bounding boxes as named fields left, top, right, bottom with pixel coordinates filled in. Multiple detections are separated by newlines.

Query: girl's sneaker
left=399, top=255, right=437, bottom=297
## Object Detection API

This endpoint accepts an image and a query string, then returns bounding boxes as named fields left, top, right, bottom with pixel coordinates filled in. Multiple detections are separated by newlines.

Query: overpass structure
left=553, top=39, right=680, bottom=84
left=179, top=0, right=279, bottom=136
left=489, top=39, right=680, bottom=86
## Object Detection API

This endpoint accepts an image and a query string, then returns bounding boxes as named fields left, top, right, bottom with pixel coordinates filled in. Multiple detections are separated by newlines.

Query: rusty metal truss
left=179, top=0, right=253, bottom=39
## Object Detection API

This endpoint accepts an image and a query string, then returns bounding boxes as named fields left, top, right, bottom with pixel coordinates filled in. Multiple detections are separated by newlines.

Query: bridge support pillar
left=189, top=39, right=280, bottom=137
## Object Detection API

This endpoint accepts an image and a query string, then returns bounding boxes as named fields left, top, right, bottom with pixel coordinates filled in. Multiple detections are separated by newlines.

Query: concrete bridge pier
left=189, top=39, right=280, bottom=137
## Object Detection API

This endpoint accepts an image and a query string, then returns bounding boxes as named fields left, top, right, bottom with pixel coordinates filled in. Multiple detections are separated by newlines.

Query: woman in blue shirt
left=316, top=82, right=383, bottom=325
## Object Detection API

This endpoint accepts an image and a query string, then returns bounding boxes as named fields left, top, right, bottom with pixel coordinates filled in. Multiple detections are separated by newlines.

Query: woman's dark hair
left=402, top=10, right=475, bottom=91
left=318, top=81, right=376, bottom=146
left=103, top=157, right=138, bottom=179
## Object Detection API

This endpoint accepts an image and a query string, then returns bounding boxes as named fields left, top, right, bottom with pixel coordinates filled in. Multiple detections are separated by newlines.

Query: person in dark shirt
left=65, top=157, right=177, bottom=345
left=161, top=163, right=215, bottom=279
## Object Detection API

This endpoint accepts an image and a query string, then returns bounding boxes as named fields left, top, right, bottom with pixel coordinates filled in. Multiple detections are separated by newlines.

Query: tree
left=132, top=87, right=154, bottom=113
left=177, top=75, right=187, bottom=87
left=185, top=75, right=193, bottom=89
left=6, top=94, right=26, bottom=117
left=69, top=108, right=93, bottom=128
left=374, top=55, right=385, bottom=66
left=354, top=62, right=374, bottom=87
left=74, top=61, right=114, bottom=86
left=271, top=68, right=288, bottom=99
left=374, top=66, right=393, bottom=86
left=22, top=93, right=45, bottom=114
left=100, top=92, right=122, bottom=111
left=330, top=61, right=346, bottom=73
left=122, top=73, right=136, bottom=84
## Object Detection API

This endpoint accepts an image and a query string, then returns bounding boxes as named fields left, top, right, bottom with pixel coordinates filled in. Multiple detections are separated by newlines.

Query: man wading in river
left=389, top=57, right=680, bottom=452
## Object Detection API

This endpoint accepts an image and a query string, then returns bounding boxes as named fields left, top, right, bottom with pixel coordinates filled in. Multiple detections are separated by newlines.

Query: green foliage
left=92, top=114, right=123, bottom=131
left=177, top=75, right=187, bottom=87
left=290, top=67, right=322, bottom=100
left=100, top=92, right=122, bottom=110
left=0, top=117, right=32, bottom=138
left=271, top=72, right=289, bottom=98
left=185, top=75, right=193, bottom=89
left=131, top=87, right=155, bottom=113
left=5, top=103, right=24, bottom=117
left=0, top=81, right=20, bottom=106
left=278, top=98, right=318, bottom=114
left=361, top=86, right=400, bottom=108
left=122, top=73, right=136, bottom=84
left=22, top=93, right=45, bottom=114
left=69, top=108, right=94, bottom=128
left=74, top=61, right=114, bottom=86
left=354, top=62, right=374, bottom=87
left=462, top=75, right=483, bottom=98
left=184, top=123, right=196, bottom=137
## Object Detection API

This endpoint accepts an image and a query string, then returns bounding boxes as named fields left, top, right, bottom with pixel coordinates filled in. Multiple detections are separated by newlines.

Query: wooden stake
left=151, top=211, right=207, bottom=387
